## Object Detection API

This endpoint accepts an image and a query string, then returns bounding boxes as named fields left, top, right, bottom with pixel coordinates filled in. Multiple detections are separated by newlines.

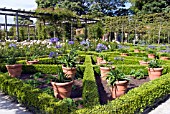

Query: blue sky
left=0, top=0, right=37, bottom=25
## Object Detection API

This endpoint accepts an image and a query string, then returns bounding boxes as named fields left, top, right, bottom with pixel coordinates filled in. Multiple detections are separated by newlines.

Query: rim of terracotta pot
left=148, top=67, right=163, bottom=71
left=62, top=66, right=76, bottom=70
left=27, top=60, right=39, bottom=62
left=139, top=60, right=148, bottom=64
left=52, top=80, right=74, bottom=86
left=115, top=80, right=128, bottom=85
left=6, top=64, right=22, bottom=67
left=100, top=66, right=115, bottom=69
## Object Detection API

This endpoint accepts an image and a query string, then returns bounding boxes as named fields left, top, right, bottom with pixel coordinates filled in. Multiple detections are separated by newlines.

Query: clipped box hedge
left=73, top=73, right=170, bottom=114
left=0, top=74, right=76, bottom=114
left=82, top=55, right=100, bottom=107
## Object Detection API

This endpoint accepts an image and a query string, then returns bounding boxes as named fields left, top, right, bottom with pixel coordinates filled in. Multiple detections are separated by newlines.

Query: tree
left=35, top=0, right=128, bottom=16
left=129, top=0, right=170, bottom=14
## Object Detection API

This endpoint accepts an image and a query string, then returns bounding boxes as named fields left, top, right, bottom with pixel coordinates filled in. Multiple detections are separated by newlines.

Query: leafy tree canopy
left=35, top=0, right=128, bottom=17
left=129, top=0, right=170, bottom=14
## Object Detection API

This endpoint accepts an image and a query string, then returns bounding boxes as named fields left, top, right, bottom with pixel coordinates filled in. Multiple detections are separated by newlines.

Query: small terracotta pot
left=51, top=81, right=73, bottom=99
left=134, top=49, right=140, bottom=53
left=110, top=80, right=128, bottom=98
left=62, top=66, right=76, bottom=79
left=96, top=57, right=103, bottom=65
left=5, top=64, right=22, bottom=77
left=121, top=53, right=128, bottom=56
left=26, top=60, right=39, bottom=65
left=100, top=66, right=115, bottom=80
left=148, top=54, right=155, bottom=59
left=139, top=60, right=148, bottom=66
left=160, top=56, right=170, bottom=60
left=148, top=68, right=163, bottom=80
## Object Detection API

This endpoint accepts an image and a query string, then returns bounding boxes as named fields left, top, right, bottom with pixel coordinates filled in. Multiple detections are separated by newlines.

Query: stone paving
left=0, top=92, right=32, bottom=114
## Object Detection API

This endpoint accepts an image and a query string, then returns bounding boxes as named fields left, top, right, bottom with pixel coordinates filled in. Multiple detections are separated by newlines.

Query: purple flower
left=9, top=43, right=16, bottom=48
left=80, top=40, right=89, bottom=47
left=96, top=43, right=108, bottom=52
left=148, top=45, right=155, bottom=49
left=56, top=45, right=62, bottom=48
left=68, top=41, right=74, bottom=45
left=49, top=52, right=58, bottom=58
left=50, top=37, right=59, bottom=43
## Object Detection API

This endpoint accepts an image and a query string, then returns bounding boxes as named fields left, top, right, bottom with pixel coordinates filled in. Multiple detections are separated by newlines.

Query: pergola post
left=34, top=26, right=36, bottom=40
left=5, top=14, right=8, bottom=40
left=27, top=25, right=30, bottom=40
left=85, top=19, right=88, bottom=40
left=16, top=12, right=19, bottom=41
left=71, top=21, right=73, bottom=40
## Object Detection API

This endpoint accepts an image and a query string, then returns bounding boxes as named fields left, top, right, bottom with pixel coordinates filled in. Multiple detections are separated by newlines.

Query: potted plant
left=139, top=57, right=149, bottom=66
left=61, top=49, right=78, bottom=79
left=51, top=68, right=73, bottom=99
left=160, top=53, right=170, bottom=60
left=119, top=49, right=128, bottom=56
left=106, top=69, right=129, bottom=98
left=96, top=43, right=108, bottom=65
left=134, top=46, right=140, bottom=53
left=148, top=59, right=163, bottom=80
left=148, top=50, right=156, bottom=59
left=5, top=43, right=22, bottom=77
left=26, top=55, right=39, bottom=65
left=99, top=54, right=115, bottom=80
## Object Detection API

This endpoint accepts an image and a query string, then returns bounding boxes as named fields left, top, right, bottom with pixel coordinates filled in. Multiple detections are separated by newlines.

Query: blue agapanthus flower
left=9, top=43, right=16, bottom=48
left=49, top=52, right=58, bottom=58
left=56, top=45, right=62, bottom=49
left=96, top=43, right=108, bottom=52
left=50, top=37, right=59, bottom=43
left=80, top=40, right=89, bottom=47
left=68, top=41, right=74, bottom=45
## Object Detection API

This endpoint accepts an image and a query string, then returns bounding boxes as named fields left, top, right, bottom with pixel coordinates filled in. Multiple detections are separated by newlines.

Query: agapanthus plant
left=96, top=43, right=108, bottom=52
left=50, top=37, right=59, bottom=43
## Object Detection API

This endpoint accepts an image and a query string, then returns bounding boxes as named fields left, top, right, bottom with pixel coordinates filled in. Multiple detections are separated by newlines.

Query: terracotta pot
left=139, top=60, right=148, bottom=66
left=100, top=66, right=115, bottom=80
left=62, top=66, right=76, bottom=79
left=148, top=54, right=155, bottom=59
left=5, top=64, right=22, bottom=77
left=110, top=80, right=128, bottom=98
left=96, top=57, right=103, bottom=65
left=134, top=49, right=140, bottom=53
left=26, top=60, right=39, bottom=65
left=148, top=68, right=163, bottom=80
left=121, top=53, right=128, bottom=56
left=160, top=56, right=170, bottom=60
left=51, top=81, right=73, bottom=99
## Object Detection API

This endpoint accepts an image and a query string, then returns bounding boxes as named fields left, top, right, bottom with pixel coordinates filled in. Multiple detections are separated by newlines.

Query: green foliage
left=130, top=69, right=147, bottom=79
left=106, top=69, right=130, bottom=85
left=148, top=59, right=162, bottom=68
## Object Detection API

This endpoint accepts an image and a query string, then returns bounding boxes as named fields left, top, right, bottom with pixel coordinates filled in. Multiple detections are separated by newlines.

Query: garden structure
left=1, top=3, right=170, bottom=114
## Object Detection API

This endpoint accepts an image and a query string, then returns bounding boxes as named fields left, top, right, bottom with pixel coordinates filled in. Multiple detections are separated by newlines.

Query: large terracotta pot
left=110, top=80, right=128, bottom=99
left=148, top=68, right=163, bottom=80
left=134, top=49, right=140, bottom=53
left=62, top=66, right=76, bottom=79
left=26, top=60, right=39, bottom=65
left=100, top=66, right=115, bottom=80
left=148, top=54, right=155, bottom=59
left=51, top=81, right=73, bottom=99
left=5, top=64, right=22, bottom=77
left=139, top=60, right=148, bottom=66
left=121, top=53, right=128, bottom=56
left=96, top=57, right=103, bottom=65
left=160, top=56, right=169, bottom=60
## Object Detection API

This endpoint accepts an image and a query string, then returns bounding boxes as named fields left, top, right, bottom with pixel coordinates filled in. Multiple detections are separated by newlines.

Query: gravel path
left=0, top=92, right=32, bottom=114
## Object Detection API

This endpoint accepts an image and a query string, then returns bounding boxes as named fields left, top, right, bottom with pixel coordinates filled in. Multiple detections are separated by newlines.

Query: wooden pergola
left=0, top=8, right=98, bottom=41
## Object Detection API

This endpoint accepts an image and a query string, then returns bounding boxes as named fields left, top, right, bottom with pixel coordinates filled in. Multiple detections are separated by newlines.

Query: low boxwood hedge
left=0, top=74, right=77, bottom=114
left=82, top=55, right=100, bottom=107
left=73, top=73, right=170, bottom=114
